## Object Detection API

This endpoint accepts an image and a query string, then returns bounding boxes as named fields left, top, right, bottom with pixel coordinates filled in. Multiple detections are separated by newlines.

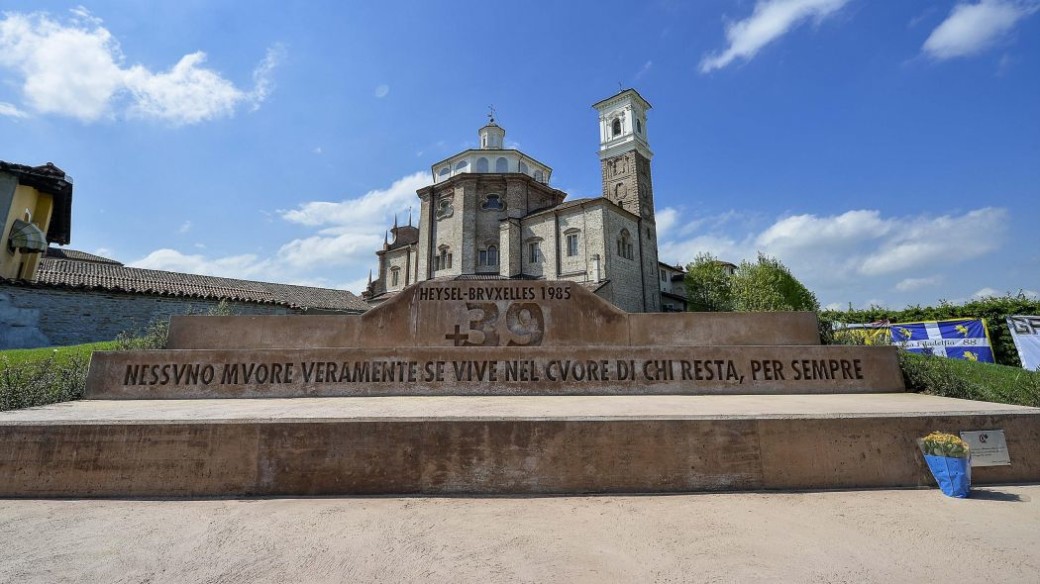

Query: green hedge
left=899, top=351, right=1040, bottom=407
left=822, top=293, right=1040, bottom=367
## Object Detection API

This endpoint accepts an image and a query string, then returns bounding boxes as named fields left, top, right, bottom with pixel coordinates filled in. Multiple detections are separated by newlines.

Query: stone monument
left=1, top=279, right=1039, bottom=496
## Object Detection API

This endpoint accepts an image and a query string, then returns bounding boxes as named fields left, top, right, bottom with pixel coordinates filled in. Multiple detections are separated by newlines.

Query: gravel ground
left=1, top=486, right=1037, bottom=583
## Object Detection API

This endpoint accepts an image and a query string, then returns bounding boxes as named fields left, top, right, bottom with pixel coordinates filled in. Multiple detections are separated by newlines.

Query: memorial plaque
left=960, top=430, right=1011, bottom=466
left=86, top=280, right=905, bottom=399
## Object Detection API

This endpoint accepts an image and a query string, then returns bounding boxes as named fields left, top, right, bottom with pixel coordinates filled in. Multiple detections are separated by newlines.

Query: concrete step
left=2, top=394, right=1037, bottom=497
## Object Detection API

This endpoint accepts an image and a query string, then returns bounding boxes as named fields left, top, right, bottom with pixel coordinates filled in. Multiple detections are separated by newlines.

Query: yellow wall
left=1, top=185, right=53, bottom=280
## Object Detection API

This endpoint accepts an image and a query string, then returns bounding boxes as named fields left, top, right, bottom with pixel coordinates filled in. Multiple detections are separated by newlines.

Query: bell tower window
left=612, top=118, right=622, bottom=137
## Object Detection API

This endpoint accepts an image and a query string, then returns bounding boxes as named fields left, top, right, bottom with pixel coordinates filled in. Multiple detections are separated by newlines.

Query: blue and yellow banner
left=890, top=318, right=995, bottom=363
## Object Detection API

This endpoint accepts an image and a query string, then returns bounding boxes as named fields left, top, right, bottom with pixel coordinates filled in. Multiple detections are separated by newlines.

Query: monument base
left=2, top=393, right=1038, bottom=497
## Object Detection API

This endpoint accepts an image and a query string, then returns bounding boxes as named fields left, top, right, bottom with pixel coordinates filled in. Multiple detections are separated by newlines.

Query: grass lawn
left=0, top=341, right=118, bottom=367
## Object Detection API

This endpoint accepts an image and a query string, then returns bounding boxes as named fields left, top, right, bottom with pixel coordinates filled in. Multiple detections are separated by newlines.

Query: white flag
left=1006, top=315, right=1040, bottom=371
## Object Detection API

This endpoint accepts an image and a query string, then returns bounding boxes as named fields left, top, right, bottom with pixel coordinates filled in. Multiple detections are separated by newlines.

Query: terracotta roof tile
left=32, top=258, right=369, bottom=313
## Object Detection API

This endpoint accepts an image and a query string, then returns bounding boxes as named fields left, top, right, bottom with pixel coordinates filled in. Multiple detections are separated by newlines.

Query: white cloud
left=757, top=210, right=890, bottom=251
left=972, top=286, right=1003, bottom=298
left=130, top=171, right=429, bottom=286
left=0, top=101, right=28, bottom=118
left=178, top=220, right=193, bottom=234
left=658, top=206, right=1009, bottom=307
left=129, top=248, right=274, bottom=280
left=276, top=232, right=383, bottom=269
left=655, top=207, right=679, bottom=238
left=0, top=9, right=281, bottom=124
left=374, top=84, right=390, bottom=98
left=922, top=0, right=1039, bottom=60
left=339, top=275, right=374, bottom=295
left=858, top=208, right=1006, bottom=275
left=896, top=276, right=942, bottom=292
left=278, top=171, right=428, bottom=269
left=699, top=0, right=852, bottom=73
left=123, top=52, right=244, bottom=124
left=280, top=171, right=428, bottom=231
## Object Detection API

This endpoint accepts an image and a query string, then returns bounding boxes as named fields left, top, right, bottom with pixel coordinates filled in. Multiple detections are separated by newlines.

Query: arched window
left=438, top=167, right=450, bottom=178
left=476, top=157, right=489, bottom=172
left=495, top=157, right=509, bottom=172
left=617, top=229, right=634, bottom=260
left=564, top=229, right=580, bottom=257
left=527, top=239, right=542, bottom=263
left=519, top=161, right=529, bottom=174
left=636, top=119, right=642, bottom=134
left=612, top=118, right=622, bottom=137
left=454, top=160, right=468, bottom=173
left=390, top=267, right=400, bottom=287
left=435, top=246, right=453, bottom=270
left=479, top=244, right=498, bottom=266
left=533, top=170, right=544, bottom=183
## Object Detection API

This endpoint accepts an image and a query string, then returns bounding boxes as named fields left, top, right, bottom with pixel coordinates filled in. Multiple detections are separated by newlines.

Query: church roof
left=23, top=253, right=369, bottom=313
left=522, top=196, right=637, bottom=221
left=591, top=88, right=653, bottom=110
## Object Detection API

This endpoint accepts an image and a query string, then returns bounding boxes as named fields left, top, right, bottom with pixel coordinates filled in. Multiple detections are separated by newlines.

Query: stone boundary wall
left=0, top=285, right=294, bottom=349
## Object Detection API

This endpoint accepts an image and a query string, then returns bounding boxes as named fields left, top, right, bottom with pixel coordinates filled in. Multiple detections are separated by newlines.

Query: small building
left=0, top=161, right=72, bottom=282
left=659, top=262, right=688, bottom=312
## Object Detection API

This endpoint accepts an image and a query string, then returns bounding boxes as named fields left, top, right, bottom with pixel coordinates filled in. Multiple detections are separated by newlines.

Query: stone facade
left=365, top=89, right=678, bottom=313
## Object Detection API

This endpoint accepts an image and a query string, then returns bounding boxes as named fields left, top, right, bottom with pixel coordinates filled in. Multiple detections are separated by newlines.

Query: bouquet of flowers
left=919, top=431, right=971, bottom=498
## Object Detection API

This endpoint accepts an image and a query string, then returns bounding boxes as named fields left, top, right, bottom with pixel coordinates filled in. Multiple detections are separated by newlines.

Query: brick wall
left=0, top=285, right=294, bottom=349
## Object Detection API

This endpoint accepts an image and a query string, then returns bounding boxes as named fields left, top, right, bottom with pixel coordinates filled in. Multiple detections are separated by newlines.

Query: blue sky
left=1, top=0, right=1037, bottom=310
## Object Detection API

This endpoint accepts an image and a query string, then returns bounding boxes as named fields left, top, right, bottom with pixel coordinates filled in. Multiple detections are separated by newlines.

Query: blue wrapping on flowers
left=924, top=454, right=971, bottom=498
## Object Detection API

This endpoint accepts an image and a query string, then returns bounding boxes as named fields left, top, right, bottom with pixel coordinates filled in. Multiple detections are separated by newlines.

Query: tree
left=685, top=253, right=819, bottom=312
left=731, top=254, right=819, bottom=312
left=684, top=252, right=734, bottom=312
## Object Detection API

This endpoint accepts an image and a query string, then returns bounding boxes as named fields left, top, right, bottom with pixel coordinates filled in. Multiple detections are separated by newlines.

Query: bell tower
left=594, top=89, right=654, bottom=218
left=593, top=88, right=660, bottom=311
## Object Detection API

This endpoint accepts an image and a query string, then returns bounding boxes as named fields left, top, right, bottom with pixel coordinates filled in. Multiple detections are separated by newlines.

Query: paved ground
left=1, top=485, right=1038, bottom=583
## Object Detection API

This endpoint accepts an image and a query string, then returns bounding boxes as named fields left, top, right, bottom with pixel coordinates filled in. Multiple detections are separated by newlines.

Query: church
left=364, top=89, right=684, bottom=313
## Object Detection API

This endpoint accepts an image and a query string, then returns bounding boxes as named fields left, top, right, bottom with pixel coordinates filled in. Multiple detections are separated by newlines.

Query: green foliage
left=685, top=252, right=819, bottom=314
left=114, top=318, right=169, bottom=351
left=684, top=252, right=734, bottom=312
left=0, top=341, right=115, bottom=367
left=823, top=292, right=1040, bottom=367
left=731, top=254, right=820, bottom=312
left=899, top=351, right=1040, bottom=407
left=0, top=351, right=90, bottom=411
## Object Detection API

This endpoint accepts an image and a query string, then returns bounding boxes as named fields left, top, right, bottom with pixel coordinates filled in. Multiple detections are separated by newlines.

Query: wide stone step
left=2, top=394, right=1037, bottom=497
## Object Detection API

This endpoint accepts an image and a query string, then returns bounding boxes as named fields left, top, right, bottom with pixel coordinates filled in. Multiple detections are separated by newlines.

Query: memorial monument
left=1, top=89, right=1038, bottom=496
left=2, top=278, right=1039, bottom=497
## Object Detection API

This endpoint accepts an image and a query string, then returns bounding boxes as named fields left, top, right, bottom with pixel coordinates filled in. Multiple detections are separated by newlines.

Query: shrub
left=114, top=317, right=169, bottom=351
left=899, top=350, right=1040, bottom=407
left=0, top=353, right=89, bottom=412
